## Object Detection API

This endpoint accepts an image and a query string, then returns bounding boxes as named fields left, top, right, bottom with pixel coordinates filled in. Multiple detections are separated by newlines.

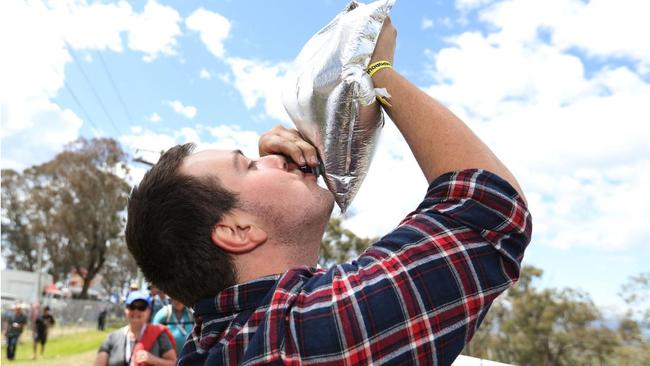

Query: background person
left=148, top=285, right=168, bottom=323
left=3, top=303, right=27, bottom=361
left=93, top=291, right=176, bottom=366
left=97, top=307, right=107, bottom=331
left=152, top=298, right=194, bottom=356
left=32, top=305, right=55, bottom=359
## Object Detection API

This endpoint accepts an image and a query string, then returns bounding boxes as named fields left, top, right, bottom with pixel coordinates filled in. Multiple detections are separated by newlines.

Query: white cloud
left=416, top=0, right=650, bottom=252
left=0, top=0, right=83, bottom=170
left=186, top=8, right=231, bottom=59
left=202, top=125, right=260, bottom=158
left=0, top=0, right=184, bottom=170
left=121, top=124, right=260, bottom=185
left=128, top=0, right=182, bottom=62
left=199, top=68, right=212, bottom=80
left=344, top=118, right=428, bottom=238
left=120, top=128, right=180, bottom=184
left=456, top=0, right=493, bottom=11
left=217, top=72, right=231, bottom=84
left=1, top=101, right=83, bottom=171
left=184, top=9, right=291, bottom=123
left=224, top=57, right=291, bottom=123
left=421, top=17, right=434, bottom=30
left=166, top=100, right=197, bottom=119
left=53, top=0, right=133, bottom=52
left=147, top=112, right=162, bottom=122
left=479, top=0, right=650, bottom=72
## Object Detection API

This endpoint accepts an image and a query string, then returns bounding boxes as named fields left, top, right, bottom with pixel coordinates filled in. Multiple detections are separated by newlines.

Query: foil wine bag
left=282, top=0, right=395, bottom=212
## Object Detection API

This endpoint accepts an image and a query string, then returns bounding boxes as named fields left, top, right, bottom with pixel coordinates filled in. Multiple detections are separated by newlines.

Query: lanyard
left=175, top=309, right=190, bottom=337
left=125, top=325, right=147, bottom=366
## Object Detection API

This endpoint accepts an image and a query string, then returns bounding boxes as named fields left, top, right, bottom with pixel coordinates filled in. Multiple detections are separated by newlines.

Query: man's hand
left=259, top=125, right=320, bottom=167
left=370, top=17, right=396, bottom=66
left=135, top=350, right=153, bottom=364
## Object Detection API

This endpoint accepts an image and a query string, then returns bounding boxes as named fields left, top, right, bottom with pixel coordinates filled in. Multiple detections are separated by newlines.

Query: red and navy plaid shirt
left=180, top=169, right=532, bottom=365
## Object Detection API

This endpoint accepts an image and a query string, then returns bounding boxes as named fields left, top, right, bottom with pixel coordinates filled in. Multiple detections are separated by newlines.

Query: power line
left=27, top=0, right=102, bottom=136
left=96, top=51, right=136, bottom=126
left=65, top=43, right=122, bottom=136
left=64, top=81, right=101, bottom=133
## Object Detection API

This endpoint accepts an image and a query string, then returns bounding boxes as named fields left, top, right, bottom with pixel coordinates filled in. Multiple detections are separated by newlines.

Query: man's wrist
left=370, top=66, right=396, bottom=88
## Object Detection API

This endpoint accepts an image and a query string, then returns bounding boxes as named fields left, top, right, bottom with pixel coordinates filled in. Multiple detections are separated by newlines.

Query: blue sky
left=1, top=0, right=649, bottom=314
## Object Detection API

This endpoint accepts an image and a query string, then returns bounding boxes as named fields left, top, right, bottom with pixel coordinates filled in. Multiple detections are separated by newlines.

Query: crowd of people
left=2, top=285, right=193, bottom=364
left=93, top=286, right=194, bottom=366
left=2, top=303, right=55, bottom=361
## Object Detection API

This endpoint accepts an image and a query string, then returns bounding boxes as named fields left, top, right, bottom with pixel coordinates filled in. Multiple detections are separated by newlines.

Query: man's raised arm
left=371, top=18, right=526, bottom=202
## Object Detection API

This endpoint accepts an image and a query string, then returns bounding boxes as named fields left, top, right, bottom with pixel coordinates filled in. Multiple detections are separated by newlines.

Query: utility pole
left=133, top=157, right=154, bottom=166
left=133, top=148, right=162, bottom=167
left=36, top=241, right=44, bottom=305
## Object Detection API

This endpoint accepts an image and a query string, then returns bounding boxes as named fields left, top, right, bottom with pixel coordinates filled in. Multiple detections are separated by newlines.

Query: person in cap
left=93, top=291, right=176, bottom=366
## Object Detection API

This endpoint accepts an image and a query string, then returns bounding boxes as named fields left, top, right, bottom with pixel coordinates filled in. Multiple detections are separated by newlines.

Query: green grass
left=2, top=326, right=119, bottom=364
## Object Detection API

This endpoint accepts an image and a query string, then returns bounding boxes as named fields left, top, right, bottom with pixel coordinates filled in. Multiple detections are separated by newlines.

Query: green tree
left=613, top=272, right=650, bottom=365
left=100, top=239, right=139, bottom=297
left=319, top=217, right=375, bottom=266
left=465, top=266, right=621, bottom=365
left=1, top=138, right=131, bottom=298
left=1, top=169, right=38, bottom=271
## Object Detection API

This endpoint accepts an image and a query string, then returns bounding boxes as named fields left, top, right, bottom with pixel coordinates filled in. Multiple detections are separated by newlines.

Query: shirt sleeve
left=290, top=169, right=532, bottom=365
left=152, top=308, right=165, bottom=324
left=98, top=332, right=115, bottom=354
left=156, top=331, right=174, bottom=355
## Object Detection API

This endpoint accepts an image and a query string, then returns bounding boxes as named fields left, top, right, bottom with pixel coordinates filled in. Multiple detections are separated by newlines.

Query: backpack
left=132, top=324, right=176, bottom=366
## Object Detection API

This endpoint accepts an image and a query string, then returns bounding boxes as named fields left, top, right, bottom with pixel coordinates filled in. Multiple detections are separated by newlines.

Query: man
left=126, top=18, right=531, bottom=365
left=3, top=304, right=27, bottom=361
left=97, top=308, right=107, bottom=331
left=94, top=291, right=176, bottom=366
left=148, top=285, right=169, bottom=323
left=32, top=306, right=55, bottom=359
left=152, top=298, right=194, bottom=356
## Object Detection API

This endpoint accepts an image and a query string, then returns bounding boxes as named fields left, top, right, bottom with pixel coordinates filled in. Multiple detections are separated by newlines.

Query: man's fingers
left=259, top=125, right=320, bottom=166
left=263, top=134, right=308, bottom=165
left=294, top=140, right=319, bottom=166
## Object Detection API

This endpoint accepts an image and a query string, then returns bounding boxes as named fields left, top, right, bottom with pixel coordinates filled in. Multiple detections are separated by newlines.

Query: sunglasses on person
left=126, top=301, right=149, bottom=312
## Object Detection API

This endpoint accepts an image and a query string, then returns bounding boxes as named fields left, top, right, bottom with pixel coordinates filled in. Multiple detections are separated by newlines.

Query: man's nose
left=257, top=154, right=288, bottom=170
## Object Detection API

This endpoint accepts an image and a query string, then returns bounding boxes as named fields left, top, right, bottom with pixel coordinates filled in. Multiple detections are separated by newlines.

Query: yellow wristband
left=367, top=61, right=392, bottom=77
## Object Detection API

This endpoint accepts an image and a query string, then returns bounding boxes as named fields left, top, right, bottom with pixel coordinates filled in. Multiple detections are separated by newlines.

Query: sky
left=1, top=0, right=649, bottom=314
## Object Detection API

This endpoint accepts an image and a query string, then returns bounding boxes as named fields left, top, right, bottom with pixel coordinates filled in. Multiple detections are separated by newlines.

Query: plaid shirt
left=180, top=169, right=532, bottom=365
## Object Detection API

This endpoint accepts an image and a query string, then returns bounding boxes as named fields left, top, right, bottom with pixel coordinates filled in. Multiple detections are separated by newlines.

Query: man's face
left=171, top=298, right=184, bottom=312
left=125, top=300, right=150, bottom=325
left=181, top=149, right=334, bottom=231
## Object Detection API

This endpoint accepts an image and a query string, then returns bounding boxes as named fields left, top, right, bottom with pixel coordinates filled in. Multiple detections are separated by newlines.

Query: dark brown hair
left=126, top=143, right=237, bottom=306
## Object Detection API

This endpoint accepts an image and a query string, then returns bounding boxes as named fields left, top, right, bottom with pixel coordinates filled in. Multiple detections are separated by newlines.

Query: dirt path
left=10, top=350, right=97, bottom=365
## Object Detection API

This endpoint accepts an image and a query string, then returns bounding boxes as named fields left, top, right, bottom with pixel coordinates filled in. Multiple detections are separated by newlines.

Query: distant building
left=1, top=269, right=53, bottom=304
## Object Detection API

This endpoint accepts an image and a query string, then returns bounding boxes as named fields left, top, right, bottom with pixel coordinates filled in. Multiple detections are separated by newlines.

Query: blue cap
left=125, top=290, right=151, bottom=306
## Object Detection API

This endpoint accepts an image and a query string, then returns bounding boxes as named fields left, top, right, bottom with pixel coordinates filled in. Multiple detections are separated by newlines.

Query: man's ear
left=211, top=210, right=268, bottom=253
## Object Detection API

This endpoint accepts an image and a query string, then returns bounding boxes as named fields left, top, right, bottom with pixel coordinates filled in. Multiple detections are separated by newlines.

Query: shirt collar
left=193, top=274, right=281, bottom=316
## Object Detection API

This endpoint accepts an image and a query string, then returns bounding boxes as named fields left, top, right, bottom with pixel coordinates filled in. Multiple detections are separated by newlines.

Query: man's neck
left=128, top=323, right=145, bottom=338
left=233, top=212, right=329, bottom=284
left=236, top=236, right=323, bottom=284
